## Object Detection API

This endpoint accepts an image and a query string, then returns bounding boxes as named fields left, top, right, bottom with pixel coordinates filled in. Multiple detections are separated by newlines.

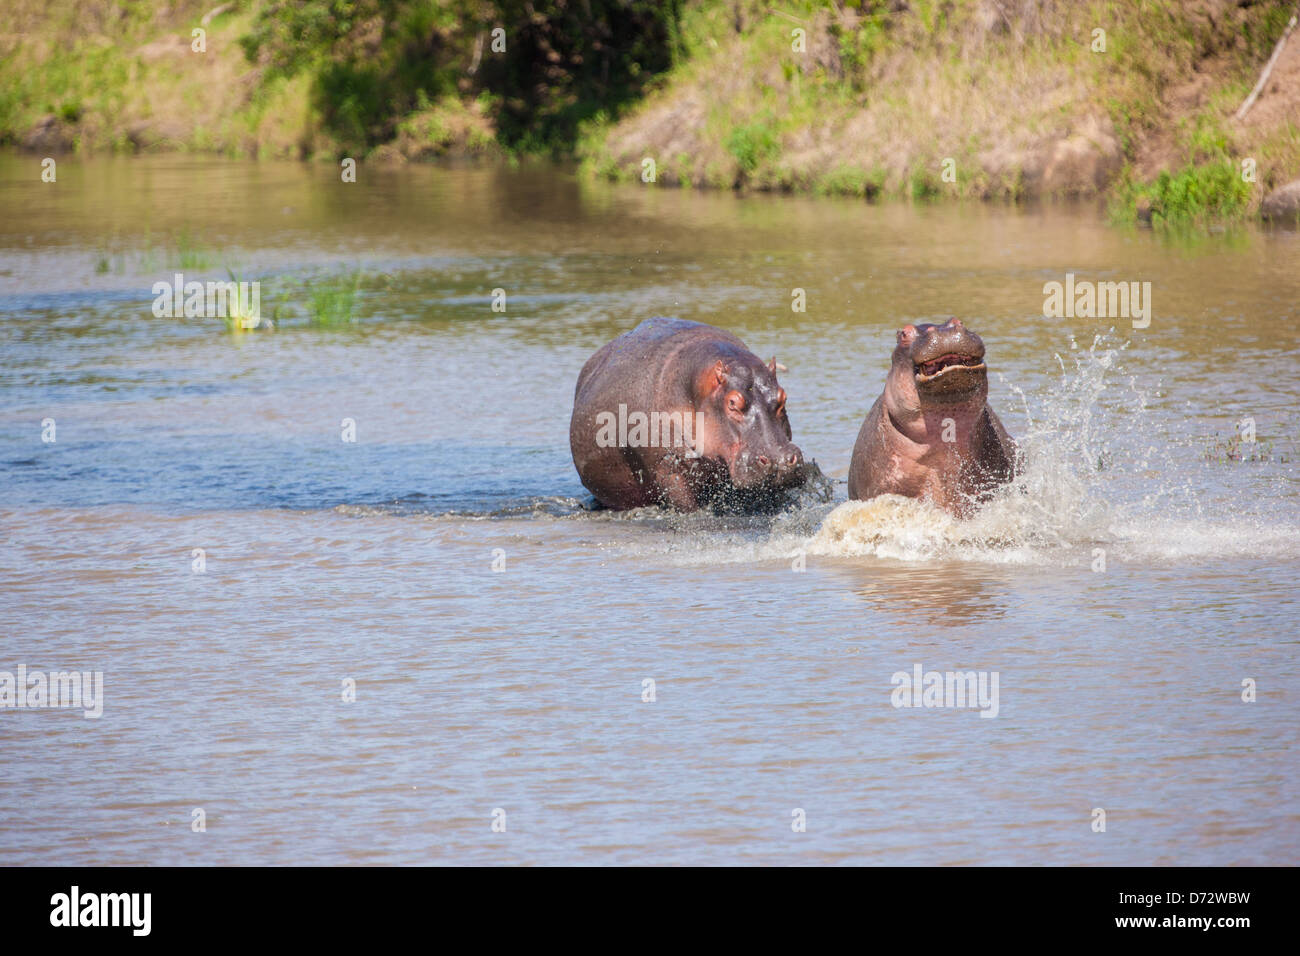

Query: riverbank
left=4, top=0, right=1299, bottom=225
left=0, top=1, right=502, bottom=161
left=579, top=0, right=1300, bottom=226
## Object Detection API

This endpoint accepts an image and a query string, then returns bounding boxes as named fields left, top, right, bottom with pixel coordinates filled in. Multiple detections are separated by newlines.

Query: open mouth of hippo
left=914, top=353, right=986, bottom=383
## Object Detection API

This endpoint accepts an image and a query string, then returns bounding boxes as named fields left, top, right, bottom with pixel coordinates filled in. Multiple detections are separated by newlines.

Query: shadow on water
left=830, top=560, right=1017, bottom=628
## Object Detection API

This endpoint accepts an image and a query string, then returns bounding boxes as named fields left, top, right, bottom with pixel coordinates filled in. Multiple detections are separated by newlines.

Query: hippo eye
left=725, top=390, right=747, bottom=415
left=774, top=388, right=787, bottom=416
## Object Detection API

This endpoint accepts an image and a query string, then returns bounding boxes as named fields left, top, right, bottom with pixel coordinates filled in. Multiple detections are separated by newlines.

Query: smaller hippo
left=570, top=317, right=806, bottom=510
left=848, top=318, right=1017, bottom=515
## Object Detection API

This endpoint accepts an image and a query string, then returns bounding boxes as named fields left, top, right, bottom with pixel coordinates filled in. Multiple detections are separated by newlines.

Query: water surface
left=1, top=155, right=1297, bottom=864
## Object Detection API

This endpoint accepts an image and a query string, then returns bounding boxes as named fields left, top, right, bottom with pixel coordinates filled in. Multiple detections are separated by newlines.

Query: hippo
left=570, top=317, right=807, bottom=510
left=847, top=318, right=1017, bottom=515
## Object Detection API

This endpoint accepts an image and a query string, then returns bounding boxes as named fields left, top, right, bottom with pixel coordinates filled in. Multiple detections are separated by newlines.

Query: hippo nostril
left=785, top=452, right=801, bottom=467
left=757, top=455, right=771, bottom=467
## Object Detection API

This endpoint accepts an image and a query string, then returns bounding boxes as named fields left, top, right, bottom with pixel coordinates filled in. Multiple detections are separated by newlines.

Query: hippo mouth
left=914, top=353, right=985, bottom=384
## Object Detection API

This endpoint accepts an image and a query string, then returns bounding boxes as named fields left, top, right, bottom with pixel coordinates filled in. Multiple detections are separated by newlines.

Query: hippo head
left=887, top=317, right=989, bottom=413
left=694, top=352, right=804, bottom=493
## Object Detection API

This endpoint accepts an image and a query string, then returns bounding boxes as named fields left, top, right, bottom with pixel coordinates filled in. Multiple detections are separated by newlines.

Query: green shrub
left=725, top=119, right=779, bottom=175
left=1130, top=159, right=1252, bottom=227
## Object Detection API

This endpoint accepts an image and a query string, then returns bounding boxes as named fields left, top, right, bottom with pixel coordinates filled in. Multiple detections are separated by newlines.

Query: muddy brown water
left=1, top=154, right=1297, bottom=864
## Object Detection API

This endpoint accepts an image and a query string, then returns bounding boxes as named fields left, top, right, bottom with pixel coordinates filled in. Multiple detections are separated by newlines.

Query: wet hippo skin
left=848, top=317, right=1017, bottom=516
left=570, top=317, right=806, bottom=510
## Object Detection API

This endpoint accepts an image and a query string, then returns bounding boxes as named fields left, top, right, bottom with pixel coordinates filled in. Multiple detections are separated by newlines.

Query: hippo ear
left=696, top=359, right=728, bottom=397
left=768, top=356, right=788, bottom=374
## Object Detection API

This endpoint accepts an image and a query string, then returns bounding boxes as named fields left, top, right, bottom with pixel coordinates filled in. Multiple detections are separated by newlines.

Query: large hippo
left=570, top=317, right=806, bottom=510
left=847, top=318, right=1017, bottom=515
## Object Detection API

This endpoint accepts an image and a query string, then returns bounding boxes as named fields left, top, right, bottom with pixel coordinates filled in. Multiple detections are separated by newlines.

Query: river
left=1, top=154, right=1297, bottom=864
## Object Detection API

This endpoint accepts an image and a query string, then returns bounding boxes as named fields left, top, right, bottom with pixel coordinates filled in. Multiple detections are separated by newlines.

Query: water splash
left=369, top=333, right=1295, bottom=566
left=651, top=333, right=1300, bottom=567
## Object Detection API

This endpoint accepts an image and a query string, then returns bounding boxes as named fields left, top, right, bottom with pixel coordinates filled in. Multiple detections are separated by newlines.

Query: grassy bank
left=3, top=0, right=1298, bottom=224
left=0, top=0, right=678, bottom=160
left=579, top=0, right=1300, bottom=225
left=0, top=1, right=315, bottom=158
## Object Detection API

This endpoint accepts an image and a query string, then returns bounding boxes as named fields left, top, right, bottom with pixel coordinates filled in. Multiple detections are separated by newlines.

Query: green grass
left=817, top=165, right=885, bottom=199
left=1142, top=161, right=1253, bottom=226
left=221, top=268, right=264, bottom=333
left=1111, top=111, right=1256, bottom=229
left=725, top=118, right=779, bottom=177
left=1203, top=432, right=1290, bottom=464
left=1112, top=161, right=1253, bottom=234
left=174, top=230, right=212, bottom=270
left=308, top=269, right=364, bottom=326
left=909, top=167, right=943, bottom=202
